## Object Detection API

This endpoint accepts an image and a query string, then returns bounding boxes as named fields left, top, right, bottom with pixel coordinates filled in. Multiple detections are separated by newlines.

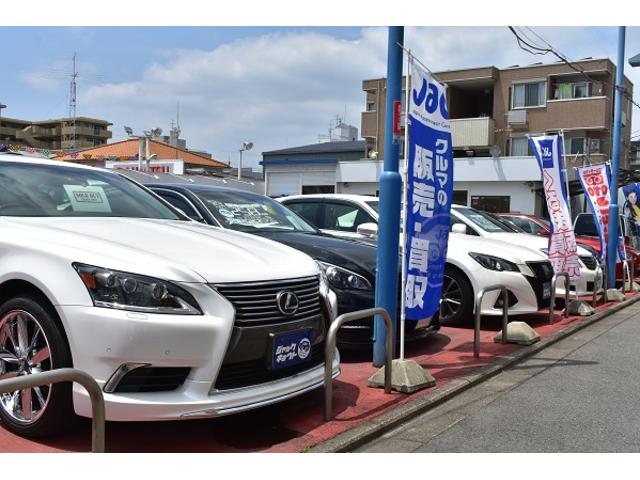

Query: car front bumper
left=56, top=283, right=340, bottom=422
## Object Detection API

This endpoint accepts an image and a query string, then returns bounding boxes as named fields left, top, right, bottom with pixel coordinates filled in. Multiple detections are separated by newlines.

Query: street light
left=124, top=126, right=162, bottom=171
left=238, top=141, right=253, bottom=180
left=630, top=53, right=640, bottom=67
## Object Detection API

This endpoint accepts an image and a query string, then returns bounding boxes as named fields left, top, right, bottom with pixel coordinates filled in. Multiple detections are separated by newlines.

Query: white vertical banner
left=529, top=134, right=581, bottom=280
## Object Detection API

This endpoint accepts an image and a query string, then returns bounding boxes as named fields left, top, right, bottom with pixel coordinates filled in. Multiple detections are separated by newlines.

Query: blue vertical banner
left=529, top=134, right=581, bottom=280
left=403, top=59, right=454, bottom=321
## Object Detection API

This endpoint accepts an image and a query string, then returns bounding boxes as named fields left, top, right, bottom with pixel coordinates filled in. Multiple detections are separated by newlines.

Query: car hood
left=448, top=233, right=548, bottom=264
left=1, top=217, right=319, bottom=283
left=254, top=231, right=378, bottom=282
left=482, top=231, right=593, bottom=257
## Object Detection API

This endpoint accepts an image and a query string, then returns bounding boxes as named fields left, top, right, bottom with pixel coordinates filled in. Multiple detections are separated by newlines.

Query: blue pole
left=606, top=26, right=626, bottom=288
left=373, top=26, right=404, bottom=366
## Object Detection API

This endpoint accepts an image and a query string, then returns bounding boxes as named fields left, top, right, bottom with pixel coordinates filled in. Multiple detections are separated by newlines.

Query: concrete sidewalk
left=356, top=299, right=640, bottom=452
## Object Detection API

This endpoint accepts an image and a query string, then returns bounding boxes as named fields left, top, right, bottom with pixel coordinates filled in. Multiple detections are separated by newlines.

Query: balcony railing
left=450, top=117, right=495, bottom=148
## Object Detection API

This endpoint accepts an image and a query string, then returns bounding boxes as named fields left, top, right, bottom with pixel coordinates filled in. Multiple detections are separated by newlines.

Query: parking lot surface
left=0, top=293, right=636, bottom=452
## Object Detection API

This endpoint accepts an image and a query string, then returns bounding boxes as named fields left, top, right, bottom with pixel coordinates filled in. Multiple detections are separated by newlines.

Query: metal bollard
left=474, top=285, right=508, bottom=358
left=0, top=368, right=105, bottom=452
left=549, top=272, right=570, bottom=324
left=592, top=266, right=602, bottom=308
left=324, top=307, right=392, bottom=421
left=622, top=261, right=631, bottom=293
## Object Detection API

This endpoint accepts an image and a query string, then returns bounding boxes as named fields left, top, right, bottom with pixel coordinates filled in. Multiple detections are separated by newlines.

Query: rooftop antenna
left=68, top=53, right=78, bottom=150
left=176, top=100, right=181, bottom=137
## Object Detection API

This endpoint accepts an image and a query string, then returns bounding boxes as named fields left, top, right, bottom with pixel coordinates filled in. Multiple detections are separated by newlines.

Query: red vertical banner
left=392, top=100, right=401, bottom=143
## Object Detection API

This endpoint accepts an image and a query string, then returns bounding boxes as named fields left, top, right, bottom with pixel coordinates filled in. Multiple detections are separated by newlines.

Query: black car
left=146, top=183, right=439, bottom=346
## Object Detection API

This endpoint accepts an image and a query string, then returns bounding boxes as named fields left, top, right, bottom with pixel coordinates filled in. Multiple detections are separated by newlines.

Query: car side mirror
left=357, top=222, right=378, bottom=239
left=451, top=223, right=467, bottom=234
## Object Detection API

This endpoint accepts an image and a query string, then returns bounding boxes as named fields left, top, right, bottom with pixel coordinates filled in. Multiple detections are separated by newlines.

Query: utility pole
left=68, top=53, right=78, bottom=150
left=373, top=26, right=404, bottom=366
left=0, top=102, right=6, bottom=145
left=606, top=27, right=626, bottom=287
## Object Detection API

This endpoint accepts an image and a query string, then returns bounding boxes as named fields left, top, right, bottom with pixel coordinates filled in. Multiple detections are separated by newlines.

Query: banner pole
left=398, top=50, right=412, bottom=361
left=560, top=129, right=572, bottom=217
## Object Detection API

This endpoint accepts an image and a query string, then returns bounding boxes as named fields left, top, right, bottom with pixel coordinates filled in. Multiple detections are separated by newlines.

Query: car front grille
left=213, top=276, right=321, bottom=326
left=214, top=343, right=324, bottom=391
left=579, top=255, right=598, bottom=270
left=526, top=261, right=554, bottom=308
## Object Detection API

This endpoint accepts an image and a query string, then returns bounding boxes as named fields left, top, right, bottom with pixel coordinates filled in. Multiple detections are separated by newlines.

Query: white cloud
left=81, top=27, right=639, bottom=168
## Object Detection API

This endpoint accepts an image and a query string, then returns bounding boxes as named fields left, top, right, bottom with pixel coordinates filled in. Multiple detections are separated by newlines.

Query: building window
left=512, top=81, right=546, bottom=108
left=470, top=195, right=511, bottom=213
left=302, top=185, right=335, bottom=194
left=366, top=101, right=376, bottom=112
left=453, top=190, right=468, bottom=206
left=510, top=137, right=533, bottom=156
left=566, top=137, right=585, bottom=155
left=554, top=81, right=589, bottom=100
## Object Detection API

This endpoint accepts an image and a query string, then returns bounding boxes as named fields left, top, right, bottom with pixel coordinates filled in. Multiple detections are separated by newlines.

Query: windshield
left=454, top=206, right=513, bottom=233
left=0, top=161, right=182, bottom=219
left=194, top=189, right=317, bottom=233
left=365, top=200, right=379, bottom=213
left=488, top=214, right=526, bottom=233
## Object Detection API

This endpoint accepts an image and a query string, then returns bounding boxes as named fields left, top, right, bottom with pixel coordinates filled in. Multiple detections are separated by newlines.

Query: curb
left=309, top=294, right=640, bottom=453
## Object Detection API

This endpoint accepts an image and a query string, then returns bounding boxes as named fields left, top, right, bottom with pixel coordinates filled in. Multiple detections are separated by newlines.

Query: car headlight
left=468, top=252, right=519, bottom=272
left=73, top=263, right=202, bottom=315
left=316, top=261, right=372, bottom=291
left=316, top=261, right=330, bottom=296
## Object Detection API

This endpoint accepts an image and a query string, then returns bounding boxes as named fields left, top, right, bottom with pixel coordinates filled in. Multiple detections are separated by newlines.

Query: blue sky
left=1, top=26, right=638, bottom=167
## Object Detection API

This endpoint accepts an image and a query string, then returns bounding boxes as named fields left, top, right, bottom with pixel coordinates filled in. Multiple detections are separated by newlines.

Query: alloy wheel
left=0, top=310, right=52, bottom=425
left=439, top=275, right=463, bottom=322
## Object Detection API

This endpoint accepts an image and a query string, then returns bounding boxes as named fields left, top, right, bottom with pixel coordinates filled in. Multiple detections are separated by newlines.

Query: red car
left=498, top=212, right=639, bottom=280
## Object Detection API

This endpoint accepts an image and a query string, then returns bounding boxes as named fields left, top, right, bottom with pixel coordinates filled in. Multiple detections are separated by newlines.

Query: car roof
left=148, top=182, right=261, bottom=197
left=281, top=194, right=379, bottom=202
left=0, top=152, right=116, bottom=174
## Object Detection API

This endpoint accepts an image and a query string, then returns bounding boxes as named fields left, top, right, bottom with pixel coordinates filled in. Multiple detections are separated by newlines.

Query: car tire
left=439, top=266, right=474, bottom=326
left=0, top=295, right=75, bottom=438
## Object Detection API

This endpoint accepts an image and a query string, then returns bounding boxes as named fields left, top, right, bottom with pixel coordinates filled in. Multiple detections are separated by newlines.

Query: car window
left=449, top=215, right=479, bottom=236
left=155, top=191, right=201, bottom=220
left=0, top=161, right=182, bottom=219
left=574, top=214, right=598, bottom=236
left=193, top=190, right=316, bottom=233
left=323, top=202, right=374, bottom=232
left=454, top=207, right=511, bottom=233
left=509, top=216, right=534, bottom=233
left=365, top=200, right=379, bottom=213
left=284, top=201, right=322, bottom=228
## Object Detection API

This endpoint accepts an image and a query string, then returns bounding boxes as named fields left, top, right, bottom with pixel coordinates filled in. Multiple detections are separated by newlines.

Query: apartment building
left=360, top=57, right=634, bottom=214
left=0, top=116, right=112, bottom=150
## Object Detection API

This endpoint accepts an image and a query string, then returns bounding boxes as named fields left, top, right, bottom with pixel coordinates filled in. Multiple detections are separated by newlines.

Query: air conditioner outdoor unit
left=507, top=109, right=527, bottom=124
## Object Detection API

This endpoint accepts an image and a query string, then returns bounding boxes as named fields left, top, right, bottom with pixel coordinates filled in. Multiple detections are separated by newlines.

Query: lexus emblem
left=276, top=290, right=299, bottom=316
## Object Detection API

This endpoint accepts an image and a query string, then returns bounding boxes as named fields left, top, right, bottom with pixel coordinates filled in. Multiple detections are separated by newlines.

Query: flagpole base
left=566, top=300, right=595, bottom=316
left=493, top=321, right=540, bottom=345
left=606, top=289, right=626, bottom=302
left=367, top=359, right=435, bottom=393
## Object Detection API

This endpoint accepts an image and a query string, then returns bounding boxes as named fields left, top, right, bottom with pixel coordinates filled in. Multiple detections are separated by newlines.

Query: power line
left=507, top=26, right=640, bottom=113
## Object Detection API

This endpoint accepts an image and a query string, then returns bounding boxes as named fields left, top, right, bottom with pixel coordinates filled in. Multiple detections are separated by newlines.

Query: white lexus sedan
left=0, top=154, right=338, bottom=438
left=278, top=194, right=555, bottom=324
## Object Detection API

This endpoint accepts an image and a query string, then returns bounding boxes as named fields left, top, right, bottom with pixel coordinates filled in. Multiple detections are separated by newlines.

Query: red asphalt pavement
left=0, top=291, right=635, bottom=453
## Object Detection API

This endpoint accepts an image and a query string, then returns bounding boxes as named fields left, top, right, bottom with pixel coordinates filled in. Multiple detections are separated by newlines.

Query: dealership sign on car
left=403, top=57, right=454, bottom=321
left=529, top=134, right=581, bottom=280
